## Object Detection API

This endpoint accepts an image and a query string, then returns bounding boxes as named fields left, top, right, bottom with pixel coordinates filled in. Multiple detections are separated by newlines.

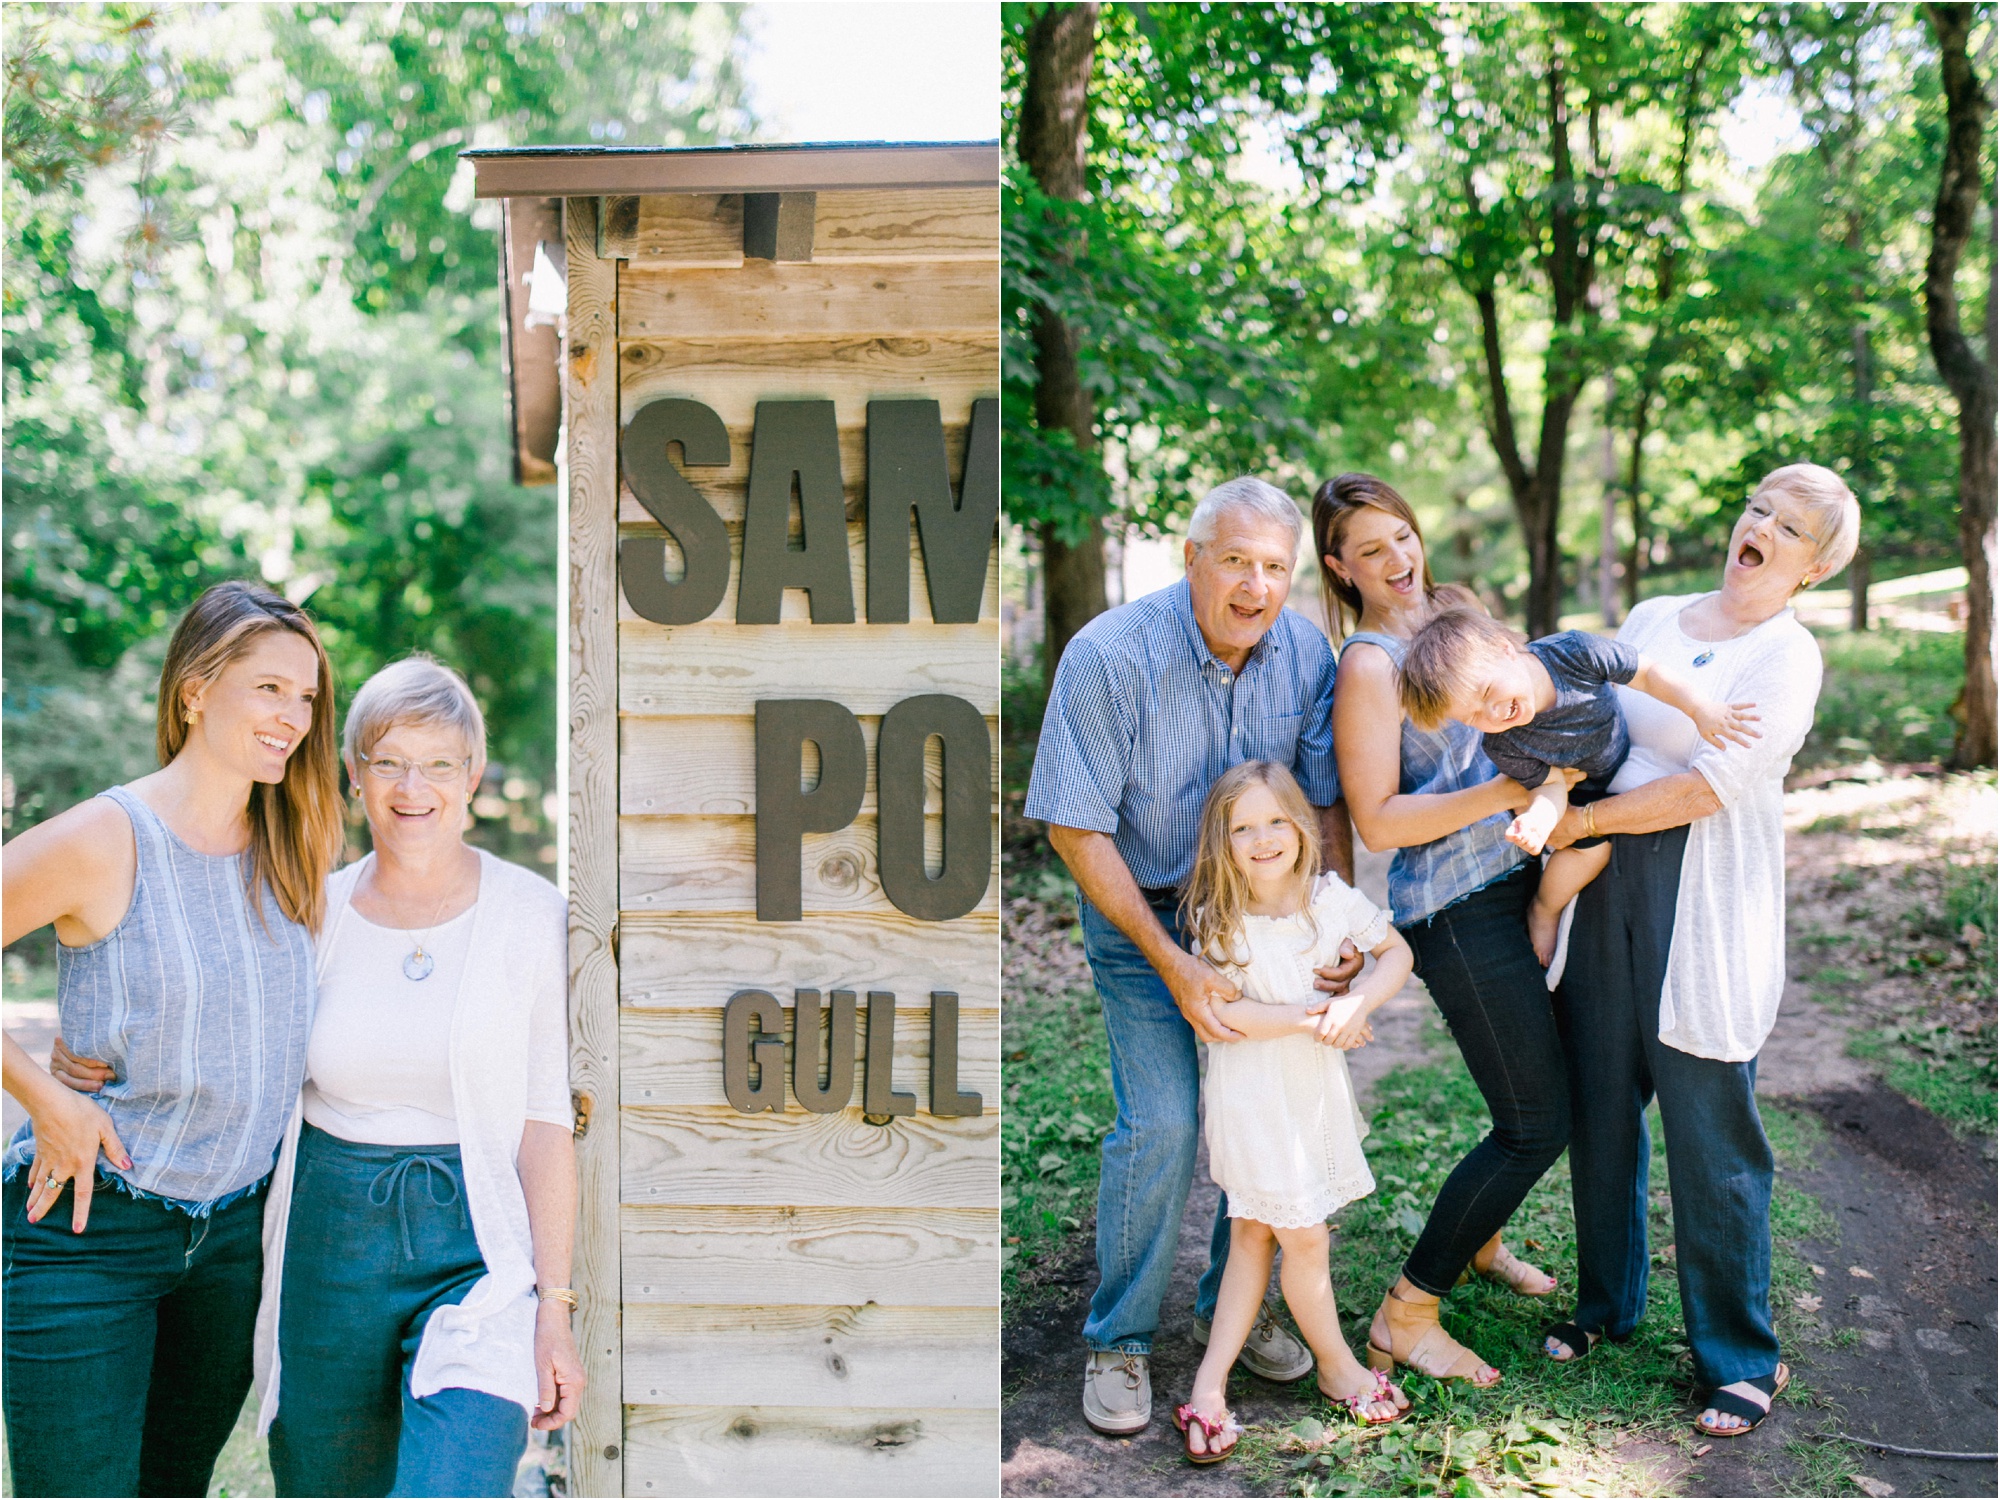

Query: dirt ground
left=1002, top=771, right=1998, bottom=1499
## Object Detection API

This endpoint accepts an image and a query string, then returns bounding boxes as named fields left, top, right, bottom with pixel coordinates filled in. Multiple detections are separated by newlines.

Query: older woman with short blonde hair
left=1539, top=464, right=1859, bottom=1442
left=252, top=654, right=583, bottom=1496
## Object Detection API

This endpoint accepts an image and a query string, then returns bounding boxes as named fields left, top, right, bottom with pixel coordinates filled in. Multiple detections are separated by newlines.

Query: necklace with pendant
left=402, top=893, right=452, bottom=981
left=1687, top=603, right=1762, bottom=668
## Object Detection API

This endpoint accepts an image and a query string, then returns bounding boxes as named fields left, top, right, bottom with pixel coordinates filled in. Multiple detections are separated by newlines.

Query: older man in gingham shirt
left=1025, top=477, right=1361, bottom=1437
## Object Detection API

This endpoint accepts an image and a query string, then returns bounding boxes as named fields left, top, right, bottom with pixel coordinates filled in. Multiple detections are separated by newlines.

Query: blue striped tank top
left=1339, top=631, right=1525, bottom=925
left=2, top=785, right=316, bottom=1210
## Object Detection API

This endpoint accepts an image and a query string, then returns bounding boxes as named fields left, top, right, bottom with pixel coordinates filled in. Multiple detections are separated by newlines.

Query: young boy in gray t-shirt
left=1399, top=608, right=1760, bottom=969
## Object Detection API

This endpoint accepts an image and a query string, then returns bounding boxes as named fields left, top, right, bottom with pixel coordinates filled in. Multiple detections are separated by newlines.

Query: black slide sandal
left=1541, top=1322, right=1599, bottom=1361
left=1695, top=1363, right=1789, bottom=1438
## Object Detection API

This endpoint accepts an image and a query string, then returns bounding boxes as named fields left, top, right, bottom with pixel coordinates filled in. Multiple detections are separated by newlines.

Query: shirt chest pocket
left=1238, top=711, right=1303, bottom=767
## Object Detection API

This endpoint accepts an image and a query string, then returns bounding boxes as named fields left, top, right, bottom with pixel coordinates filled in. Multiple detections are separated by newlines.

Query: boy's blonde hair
left=1752, top=463, right=1862, bottom=582
left=1398, top=608, right=1526, bottom=732
left=1181, top=760, right=1323, bottom=966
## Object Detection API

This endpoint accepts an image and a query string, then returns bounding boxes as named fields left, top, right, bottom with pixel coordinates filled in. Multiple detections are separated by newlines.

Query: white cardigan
left=1609, top=593, right=1823, bottom=1062
left=254, top=850, right=570, bottom=1429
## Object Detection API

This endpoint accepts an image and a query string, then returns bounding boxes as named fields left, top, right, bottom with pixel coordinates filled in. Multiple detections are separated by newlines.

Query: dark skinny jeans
left=2, top=1171, right=265, bottom=1498
left=1397, top=862, right=1572, bottom=1295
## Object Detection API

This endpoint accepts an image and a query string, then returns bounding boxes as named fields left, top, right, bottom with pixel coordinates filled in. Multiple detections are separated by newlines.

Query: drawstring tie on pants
left=367, top=1154, right=464, bottom=1260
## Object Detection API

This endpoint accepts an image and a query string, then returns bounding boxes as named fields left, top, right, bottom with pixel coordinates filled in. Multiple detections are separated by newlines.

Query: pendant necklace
left=402, top=892, right=452, bottom=981
left=1687, top=604, right=1759, bottom=668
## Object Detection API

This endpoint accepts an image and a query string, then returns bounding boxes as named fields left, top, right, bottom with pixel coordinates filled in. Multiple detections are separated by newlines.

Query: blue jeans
left=1079, top=895, right=1231, bottom=1354
left=1399, top=862, right=1572, bottom=1295
left=1556, top=825, right=1779, bottom=1389
left=2, top=1170, right=265, bottom=1497
left=270, top=1125, right=527, bottom=1498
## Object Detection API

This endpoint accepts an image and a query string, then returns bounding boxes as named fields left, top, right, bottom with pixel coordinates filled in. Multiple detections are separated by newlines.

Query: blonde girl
left=1172, top=761, right=1416, bottom=1464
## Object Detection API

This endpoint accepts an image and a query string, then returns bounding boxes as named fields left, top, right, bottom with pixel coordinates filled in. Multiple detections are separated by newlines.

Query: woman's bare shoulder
left=5, top=795, right=132, bottom=871
left=1335, top=639, right=1398, bottom=687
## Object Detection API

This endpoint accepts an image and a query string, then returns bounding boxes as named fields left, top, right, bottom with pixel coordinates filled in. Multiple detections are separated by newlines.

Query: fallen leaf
left=1693, top=1443, right=1712, bottom=1457
left=1849, top=1266, right=1876, bottom=1279
left=1851, top=1476, right=1896, bottom=1497
left=1811, top=1264, right=1827, bottom=1277
left=1525, top=1238, right=1546, bottom=1252
left=1794, top=1293, right=1824, bottom=1313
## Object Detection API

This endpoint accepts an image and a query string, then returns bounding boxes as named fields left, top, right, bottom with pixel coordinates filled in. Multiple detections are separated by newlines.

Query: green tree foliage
left=1004, top=2, right=1986, bottom=655
left=3, top=4, right=750, bottom=844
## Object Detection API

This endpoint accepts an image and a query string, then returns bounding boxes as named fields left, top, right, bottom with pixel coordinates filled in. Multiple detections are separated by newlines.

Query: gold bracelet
left=537, top=1287, right=580, bottom=1311
left=1583, top=803, right=1598, bottom=841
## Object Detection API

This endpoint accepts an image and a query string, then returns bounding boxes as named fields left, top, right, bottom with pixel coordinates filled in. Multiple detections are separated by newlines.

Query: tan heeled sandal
left=1366, top=1286, right=1501, bottom=1386
left=1462, top=1242, right=1555, bottom=1297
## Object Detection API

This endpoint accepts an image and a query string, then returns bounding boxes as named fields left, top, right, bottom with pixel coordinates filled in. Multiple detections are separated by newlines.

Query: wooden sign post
left=468, top=144, right=1001, bottom=1499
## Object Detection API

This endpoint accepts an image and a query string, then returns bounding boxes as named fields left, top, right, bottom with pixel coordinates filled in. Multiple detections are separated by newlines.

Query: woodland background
left=1002, top=1, right=1996, bottom=771
left=1, top=2, right=753, bottom=947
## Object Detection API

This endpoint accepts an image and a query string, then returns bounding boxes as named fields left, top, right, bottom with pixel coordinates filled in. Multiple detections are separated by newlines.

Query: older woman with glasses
left=257, top=653, right=583, bottom=1495
left=1538, top=465, right=1860, bottom=1442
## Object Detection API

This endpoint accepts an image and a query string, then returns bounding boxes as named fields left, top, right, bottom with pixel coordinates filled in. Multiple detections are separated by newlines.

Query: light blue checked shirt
left=1024, top=580, right=1340, bottom=892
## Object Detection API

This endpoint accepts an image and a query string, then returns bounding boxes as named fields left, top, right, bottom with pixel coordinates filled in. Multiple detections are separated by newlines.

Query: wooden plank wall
left=564, top=196, right=625, bottom=1500
left=609, top=188, right=999, bottom=1498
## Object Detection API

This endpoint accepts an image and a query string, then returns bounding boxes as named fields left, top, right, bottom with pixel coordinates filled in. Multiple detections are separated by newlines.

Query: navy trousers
left=270, top=1125, right=527, bottom=1498
left=1556, top=825, right=1781, bottom=1389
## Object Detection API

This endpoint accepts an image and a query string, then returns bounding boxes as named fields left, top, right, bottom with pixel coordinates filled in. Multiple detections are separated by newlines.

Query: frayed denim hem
left=0, top=1156, right=268, bottom=1219
left=1396, top=857, right=1533, bottom=931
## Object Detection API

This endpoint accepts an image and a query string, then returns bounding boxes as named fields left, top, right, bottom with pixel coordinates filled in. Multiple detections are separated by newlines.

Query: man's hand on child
left=1691, top=698, right=1762, bottom=750
left=1170, top=953, right=1246, bottom=1044
left=1311, top=940, right=1363, bottom=994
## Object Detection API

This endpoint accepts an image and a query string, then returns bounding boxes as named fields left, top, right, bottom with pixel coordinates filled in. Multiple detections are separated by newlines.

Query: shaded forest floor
left=1001, top=766, right=1996, bottom=1499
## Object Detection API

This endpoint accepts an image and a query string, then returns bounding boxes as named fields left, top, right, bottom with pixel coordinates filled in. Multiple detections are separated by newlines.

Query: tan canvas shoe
left=1081, top=1349, right=1151, bottom=1435
left=1190, top=1302, right=1315, bottom=1382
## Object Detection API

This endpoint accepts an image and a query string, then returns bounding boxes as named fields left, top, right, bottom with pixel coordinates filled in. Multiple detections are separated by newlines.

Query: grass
left=1797, top=627, right=1964, bottom=771
left=1253, top=1050, right=1832, bottom=1499
left=1839, top=856, right=1997, bottom=1136
left=1000, top=861, right=1113, bottom=1302
left=999, top=982, right=1838, bottom=1496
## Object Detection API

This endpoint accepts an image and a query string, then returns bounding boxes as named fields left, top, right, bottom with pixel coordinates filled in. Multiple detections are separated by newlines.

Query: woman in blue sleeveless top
left=1, top=581, right=342, bottom=1497
left=1313, top=474, right=1576, bottom=1389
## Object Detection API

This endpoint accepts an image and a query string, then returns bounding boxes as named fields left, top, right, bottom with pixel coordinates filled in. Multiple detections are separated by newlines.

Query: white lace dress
left=1202, top=873, right=1391, bottom=1229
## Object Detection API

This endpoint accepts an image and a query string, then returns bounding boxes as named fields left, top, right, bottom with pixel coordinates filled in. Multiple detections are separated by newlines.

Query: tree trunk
left=1623, top=386, right=1652, bottom=615
left=1921, top=3, right=1997, bottom=768
left=1041, top=518, right=1109, bottom=678
left=1467, top=44, right=1594, bottom=639
left=1847, top=220, right=1876, bottom=631
left=1020, top=2, right=1106, bottom=688
left=1599, top=371, right=1621, bottom=628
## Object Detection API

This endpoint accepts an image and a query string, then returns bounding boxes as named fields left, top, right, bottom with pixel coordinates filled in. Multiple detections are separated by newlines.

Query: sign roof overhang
left=463, top=140, right=999, bottom=198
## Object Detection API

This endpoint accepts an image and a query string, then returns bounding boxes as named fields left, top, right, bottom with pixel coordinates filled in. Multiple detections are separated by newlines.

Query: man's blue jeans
left=1556, top=824, right=1781, bottom=1390
left=1078, top=895, right=1230, bottom=1354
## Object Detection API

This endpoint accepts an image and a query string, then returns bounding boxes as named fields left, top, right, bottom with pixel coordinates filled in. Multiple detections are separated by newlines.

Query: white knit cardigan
left=1608, top=593, right=1823, bottom=1062
left=254, top=850, right=570, bottom=1429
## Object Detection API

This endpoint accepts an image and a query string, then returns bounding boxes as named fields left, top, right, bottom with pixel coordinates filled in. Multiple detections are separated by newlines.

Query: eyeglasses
left=357, top=752, right=472, bottom=785
left=1744, top=498, right=1818, bottom=546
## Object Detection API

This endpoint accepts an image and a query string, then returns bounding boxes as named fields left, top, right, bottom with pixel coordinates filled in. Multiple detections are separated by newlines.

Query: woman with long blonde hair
left=1, top=580, right=341, bottom=1497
